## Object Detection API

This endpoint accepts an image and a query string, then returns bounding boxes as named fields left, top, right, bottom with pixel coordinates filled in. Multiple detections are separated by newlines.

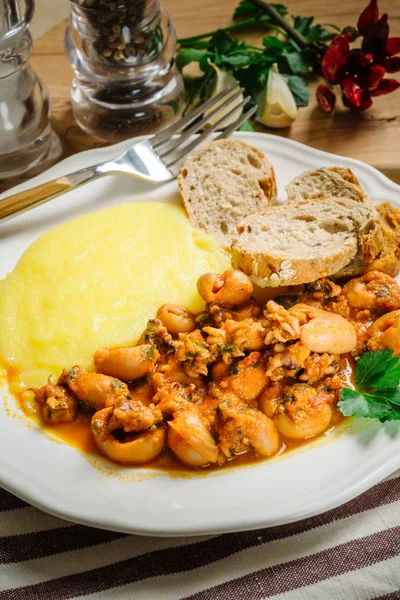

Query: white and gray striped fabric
left=1, top=472, right=399, bottom=599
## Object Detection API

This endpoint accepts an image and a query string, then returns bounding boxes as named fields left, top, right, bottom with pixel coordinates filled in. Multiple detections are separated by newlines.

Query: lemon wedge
left=257, top=64, right=297, bottom=129
left=204, top=62, right=244, bottom=126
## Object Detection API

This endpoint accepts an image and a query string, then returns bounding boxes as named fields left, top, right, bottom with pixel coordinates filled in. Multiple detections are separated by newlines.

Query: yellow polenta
left=0, top=202, right=230, bottom=389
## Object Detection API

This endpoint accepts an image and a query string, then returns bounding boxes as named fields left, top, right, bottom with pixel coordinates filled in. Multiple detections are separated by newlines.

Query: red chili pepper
left=362, top=14, right=389, bottom=61
left=347, top=49, right=374, bottom=73
left=384, top=56, right=400, bottom=73
left=316, top=85, right=336, bottom=113
left=322, top=36, right=350, bottom=84
left=317, top=1, right=399, bottom=113
left=359, top=92, right=373, bottom=110
left=386, top=38, right=400, bottom=56
left=341, top=91, right=372, bottom=111
left=341, top=74, right=362, bottom=107
left=357, top=0, right=379, bottom=36
left=370, top=78, right=400, bottom=96
left=358, top=64, right=386, bottom=91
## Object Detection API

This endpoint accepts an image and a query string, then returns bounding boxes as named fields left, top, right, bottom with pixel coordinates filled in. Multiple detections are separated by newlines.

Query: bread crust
left=231, top=199, right=366, bottom=286
left=367, top=202, right=400, bottom=277
left=312, top=198, right=384, bottom=279
left=179, top=142, right=392, bottom=285
left=286, top=167, right=367, bottom=204
left=178, top=139, right=277, bottom=248
left=328, top=167, right=362, bottom=187
left=232, top=243, right=357, bottom=287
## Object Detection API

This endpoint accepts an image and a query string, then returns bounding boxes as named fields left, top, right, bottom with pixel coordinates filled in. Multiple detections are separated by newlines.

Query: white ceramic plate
left=1, top=132, right=400, bottom=537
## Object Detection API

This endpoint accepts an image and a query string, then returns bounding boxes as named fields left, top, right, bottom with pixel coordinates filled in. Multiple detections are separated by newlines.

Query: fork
left=0, top=83, right=256, bottom=224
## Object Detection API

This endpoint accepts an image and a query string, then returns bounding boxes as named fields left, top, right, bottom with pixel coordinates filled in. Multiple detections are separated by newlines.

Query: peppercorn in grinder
left=65, top=0, right=185, bottom=142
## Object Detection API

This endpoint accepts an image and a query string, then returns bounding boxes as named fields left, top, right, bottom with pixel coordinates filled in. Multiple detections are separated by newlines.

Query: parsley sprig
left=338, top=350, right=400, bottom=422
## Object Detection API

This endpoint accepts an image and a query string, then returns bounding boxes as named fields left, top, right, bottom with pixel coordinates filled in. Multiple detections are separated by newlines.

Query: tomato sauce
left=3, top=357, right=351, bottom=475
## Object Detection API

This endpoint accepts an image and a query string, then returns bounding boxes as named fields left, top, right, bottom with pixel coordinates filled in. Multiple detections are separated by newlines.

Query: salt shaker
left=65, top=0, right=185, bottom=143
left=0, top=0, right=62, bottom=192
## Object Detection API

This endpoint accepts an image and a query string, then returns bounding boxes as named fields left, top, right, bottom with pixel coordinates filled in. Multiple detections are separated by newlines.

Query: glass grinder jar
left=0, top=0, right=62, bottom=192
left=65, top=0, right=185, bottom=143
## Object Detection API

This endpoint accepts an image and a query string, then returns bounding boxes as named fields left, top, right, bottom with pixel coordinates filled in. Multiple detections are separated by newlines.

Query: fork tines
left=151, top=83, right=257, bottom=173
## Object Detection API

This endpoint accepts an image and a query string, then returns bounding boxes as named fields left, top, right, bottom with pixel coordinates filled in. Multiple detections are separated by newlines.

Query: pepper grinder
left=65, top=0, right=185, bottom=143
left=0, top=0, right=62, bottom=192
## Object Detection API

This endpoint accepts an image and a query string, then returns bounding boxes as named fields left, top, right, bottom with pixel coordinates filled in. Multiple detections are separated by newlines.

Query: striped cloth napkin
left=1, top=473, right=399, bottom=600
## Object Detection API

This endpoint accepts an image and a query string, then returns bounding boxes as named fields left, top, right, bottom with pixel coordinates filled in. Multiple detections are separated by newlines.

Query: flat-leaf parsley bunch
left=176, top=1, right=341, bottom=124
left=176, top=0, right=399, bottom=125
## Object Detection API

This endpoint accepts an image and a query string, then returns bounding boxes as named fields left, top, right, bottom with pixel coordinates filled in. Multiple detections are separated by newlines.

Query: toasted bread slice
left=231, top=198, right=383, bottom=287
left=301, top=197, right=388, bottom=279
left=178, top=139, right=277, bottom=248
left=286, top=167, right=367, bottom=204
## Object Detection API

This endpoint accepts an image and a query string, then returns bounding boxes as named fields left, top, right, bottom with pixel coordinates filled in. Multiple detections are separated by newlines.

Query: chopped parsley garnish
left=91, top=421, right=106, bottom=435
left=65, top=367, right=78, bottom=380
left=221, top=344, right=240, bottom=355
left=112, top=379, right=126, bottom=390
left=140, top=345, right=156, bottom=361
left=338, top=350, right=400, bottom=422
left=229, top=363, right=239, bottom=375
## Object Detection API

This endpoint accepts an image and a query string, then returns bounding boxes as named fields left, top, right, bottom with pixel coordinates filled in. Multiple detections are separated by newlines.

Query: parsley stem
left=245, top=45, right=264, bottom=51
left=248, top=0, right=308, bottom=49
left=178, top=18, right=258, bottom=45
left=321, top=23, right=342, bottom=32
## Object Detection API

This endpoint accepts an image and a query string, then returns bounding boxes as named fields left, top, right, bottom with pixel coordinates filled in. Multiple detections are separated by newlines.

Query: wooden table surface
left=31, top=0, right=400, bottom=183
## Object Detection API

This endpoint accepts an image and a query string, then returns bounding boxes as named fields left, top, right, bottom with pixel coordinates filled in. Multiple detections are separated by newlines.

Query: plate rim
left=1, top=430, right=399, bottom=537
left=1, top=131, right=400, bottom=536
left=1, top=131, right=400, bottom=201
